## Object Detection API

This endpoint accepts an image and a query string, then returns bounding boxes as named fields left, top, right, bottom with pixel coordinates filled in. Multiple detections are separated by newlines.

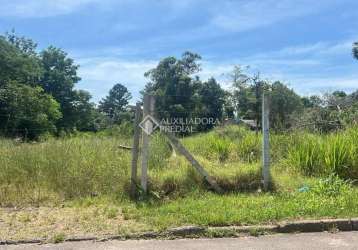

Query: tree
left=0, top=83, right=61, bottom=139
left=353, top=42, right=358, bottom=60
left=195, top=77, right=225, bottom=130
left=99, top=83, right=131, bottom=123
left=230, top=67, right=267, bottom=129
left=301, top=95, right=323, bottom=108
left=0, top=36, right=42, bottom=87
left=270, top=81, right=303, bottom=129
left=5, top=30, right=38, bottom=56
left=40, top=46, right=93, bottom=131
left=230, top=66, right=304, bottom=130
left=144, top=51, right=201, bottom=121
left=70, top=90, right=99, bottom=131
left=143, top=52, right=229, bottom=133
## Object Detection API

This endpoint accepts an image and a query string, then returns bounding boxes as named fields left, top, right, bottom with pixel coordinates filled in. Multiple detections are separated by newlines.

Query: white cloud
left=210, top=0, right=340, bottom=32
left=76, top=56, right=156, bottom=102
left=273, top=40, right=353, bottom=57
left=73, top=35, right=357, bottom=103
left=289, top=76, right=358, bottom=95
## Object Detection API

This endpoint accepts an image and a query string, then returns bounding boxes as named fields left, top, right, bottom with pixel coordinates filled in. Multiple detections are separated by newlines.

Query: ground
left=2, top=232, right=358, bottom=250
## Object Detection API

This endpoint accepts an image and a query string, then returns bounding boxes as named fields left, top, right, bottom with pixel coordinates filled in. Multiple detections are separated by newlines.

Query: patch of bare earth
left=0, top=206, right=149, bottom=242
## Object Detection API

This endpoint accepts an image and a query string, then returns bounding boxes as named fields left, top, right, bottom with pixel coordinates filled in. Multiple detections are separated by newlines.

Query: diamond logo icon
left=139, top=115, right=160, bottom=135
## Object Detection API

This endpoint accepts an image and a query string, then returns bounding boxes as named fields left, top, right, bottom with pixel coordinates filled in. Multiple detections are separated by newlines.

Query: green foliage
left=0, top=32, right=101, bottom=137
left=292, top=91, right=358, bottom=132
left=0, top=83, right=62, bottom=139
left=0, top=35, right=42, bottom=87
left=99, top=83, right=131, bottom=123
left=270, top=81, right=303, bottom=129
left=353, top=41, right=358, bottom=60
left=98, top=121, right=134, bottom=138
left=194, top=78, right=226, bottom=130
left=230, top=67, right=303, bottom=130
left=144, top=52, right=225, bottom=133
left=40, top=46, right=97, bottom=131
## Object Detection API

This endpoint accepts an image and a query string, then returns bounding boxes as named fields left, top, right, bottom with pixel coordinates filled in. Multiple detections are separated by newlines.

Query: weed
left=52, top=233, right=66, bottom=243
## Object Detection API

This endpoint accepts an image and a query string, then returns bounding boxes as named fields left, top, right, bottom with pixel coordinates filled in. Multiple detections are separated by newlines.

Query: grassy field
left=0, top=125, right=358, bottom=241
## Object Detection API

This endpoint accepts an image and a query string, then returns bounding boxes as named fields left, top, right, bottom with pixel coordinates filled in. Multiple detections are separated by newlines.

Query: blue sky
left=0, top=0, right=357, bottom=103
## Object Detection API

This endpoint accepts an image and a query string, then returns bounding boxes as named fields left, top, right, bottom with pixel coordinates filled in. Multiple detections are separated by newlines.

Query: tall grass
left=287, top=128, right=358, bottom=180
left=1, top=125, right=357, bottom=206
left=287, top=133, right=323, bottom=176
left=0, top=136, right=132, bottom=206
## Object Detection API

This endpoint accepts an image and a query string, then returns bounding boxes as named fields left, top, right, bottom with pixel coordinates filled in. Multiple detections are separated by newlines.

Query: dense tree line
left=0, top=32, right=131, bottom=139
left=1, top=32, right=357, bottom=139
left=143, top=50, right=358, bottom=133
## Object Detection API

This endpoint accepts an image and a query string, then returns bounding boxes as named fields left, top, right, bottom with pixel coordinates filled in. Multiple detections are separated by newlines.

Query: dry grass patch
left=0, top=205, right=149, bottom=242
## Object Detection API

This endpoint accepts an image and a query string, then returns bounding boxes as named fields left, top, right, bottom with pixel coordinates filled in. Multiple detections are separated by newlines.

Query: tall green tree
left=0, top=83, right=61, bottom=139
left=195, top=77, right=225, bottom=130
left=99, top=83, right=131, bottom=123
left=0, top=32, right=104, bottom=136
left=270, top=81, right=303, bottom=129
left=144, top=52, right=228, bottom=133
left=144, top=51, right=201, bottom=120
left=353, top=42, right=358, bottom=60
left=0, top=35, right=42, bottom=87
left=230, top=67, right=266, bottom=129
left=230, top=66, right=304, bottom=130
left=40, top=46, right=94, bottom=131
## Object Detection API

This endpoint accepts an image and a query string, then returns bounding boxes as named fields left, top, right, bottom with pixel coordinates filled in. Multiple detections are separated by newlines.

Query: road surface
left=1, top=232, right=358, bottom=250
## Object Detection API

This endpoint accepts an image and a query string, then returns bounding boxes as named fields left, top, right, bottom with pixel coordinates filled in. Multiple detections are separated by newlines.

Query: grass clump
left=52, top=233, right=66, bottom=243
left=287, top=133, right=323, bottom=176
left=323, top=133, right=356, bottom=179
left=286, top=128, right=358, bottom=180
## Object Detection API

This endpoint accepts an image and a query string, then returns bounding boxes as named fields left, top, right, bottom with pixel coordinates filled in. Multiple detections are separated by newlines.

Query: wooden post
left=130, top=102, right=141, bottom=198
left=141, top=94, right=155, bottom=194
left=164, top=132, right=223, bottom=194
left=262, top=92, right=271, bottom=191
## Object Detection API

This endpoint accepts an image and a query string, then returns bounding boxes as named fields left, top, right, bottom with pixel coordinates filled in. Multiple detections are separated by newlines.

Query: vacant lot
left=0, top=126, right=358, bottom=241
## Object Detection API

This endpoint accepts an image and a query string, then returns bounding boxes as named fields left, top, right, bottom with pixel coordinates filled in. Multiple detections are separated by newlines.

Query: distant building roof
left=239, top=119, right=257, bottom=128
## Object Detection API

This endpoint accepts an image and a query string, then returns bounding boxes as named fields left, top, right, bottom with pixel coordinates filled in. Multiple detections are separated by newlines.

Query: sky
left=0, top=0, right=357, bottom=103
